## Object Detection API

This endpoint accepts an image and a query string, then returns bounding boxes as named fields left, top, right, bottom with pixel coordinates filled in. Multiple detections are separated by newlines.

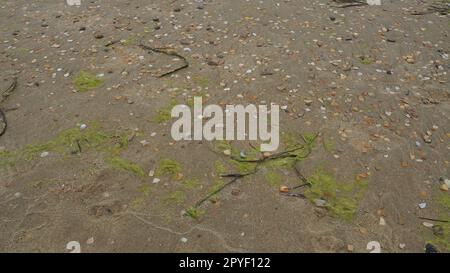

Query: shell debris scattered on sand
left=367, top=0, right=381, bottom=6
left=66, top=0, right=81, bottom=6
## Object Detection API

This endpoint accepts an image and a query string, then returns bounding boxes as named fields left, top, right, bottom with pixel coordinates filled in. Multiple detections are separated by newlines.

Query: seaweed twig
left=0, top=109, right=6, bottom=137
left=230, top=133, right=319, bottom=163
left=0, top=77, right=18, bottom=137
left=411, top=2, right=450, bottom=15
left=195, top=133, right=319, bottom=207
left=418, top=216, right=450, bottom=223
left=138, top=41, right=189, bottom=78
left=195, top=169, right=257, bottom=208
left=293, top=164, right=310, bottom=186
left=1, top=77, right=17, bottom=104
left=331, top=1, right=368, bottom=8
left=230, top=145, right=310, bottom=163
left=104, top=40, right=121, bottom=47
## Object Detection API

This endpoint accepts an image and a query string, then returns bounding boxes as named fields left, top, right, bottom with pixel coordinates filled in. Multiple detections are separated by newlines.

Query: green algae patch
left=196, top=134, right=320, bottom=205
left=282, top=132, right=316, bottom=149
left=214, top=160, right=227, bottom=176
left=139, top=184, right=152, bottom=197
left=30, top=179, right=59, bottom=189
left=266, top=132, right=317, bottom=169
left=74, top=71, right=104, bottom=92
left=304, top=168, right=368, bottom=221
left=438, top=190, right=450, bottom=210
left=131, top=197, right=146, bottom=210
left=359, top=56, right=373, bottom=65
left=427, top=219, right=450, bottom=251
left=195, top=179, right=225, bottom=206
left=108, top=156, right=145, bottom=177
left=213, top=141, right=259, bottom=173
left=214, top=140, right=233, bottom=153
left=302, top=132, right=318, bottom=150
left=426, top=189, right=450, bottom=251
left=213, top=141, right=257, bottom=173
left=154, top=98, right=178, bottom=124
left=323, top=138, right=336, bottom=153
left=156, top=158, right=182, bottom=179
left=0, top=124, right=145, bottom=177
left=233, top=159, right=257, bottom=173
left=165, top=190, right=186, bottom=205
left=121, top=36, right=138, bottom=46
left=282, top=132, right=301, bottom=150
left=0, top=150, right=16, bottom=169
left=16, top=47, right=30, bottom=54
left=192, top=75, right=210, bottom=89
left=212, top=133, right=317, bottom=175
left=210, top=179, right=225, bottom=193
left=185, top=207, right=204, bottom=221
left=183, top=178, right=202, bottom=190
left=233, top=149, right=259, bottom=173
left=266, top=171, right=283, bottom=187
left=1, top=124, right=112, bottom=162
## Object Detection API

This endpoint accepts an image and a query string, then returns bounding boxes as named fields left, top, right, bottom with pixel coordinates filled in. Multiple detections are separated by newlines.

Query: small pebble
left=86, top=237, right=94, bottom=245
left=444, top=179, right=450, bottom=188
left=425, top=243, right=439, bottom=253
left=423, top=135, right=432, bottom=144
left=140, top=140, right=150, bottom=146
left=314, top=199, right=327, bottom=207
left=405, top=55, right=415, bottom=64
left=347, top=244, right=354, bottom=252
left=432, top=225, right=444, bottom=237
left=231, top=188, right=241, bottom=196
